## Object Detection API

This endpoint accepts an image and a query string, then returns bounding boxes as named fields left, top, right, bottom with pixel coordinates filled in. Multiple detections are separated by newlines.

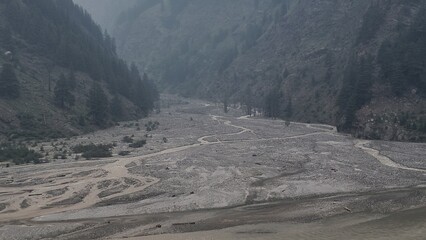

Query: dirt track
left=0, top=96, right=425, bottom=239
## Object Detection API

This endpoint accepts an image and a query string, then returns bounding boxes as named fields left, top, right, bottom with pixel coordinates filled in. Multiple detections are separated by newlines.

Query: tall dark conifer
left=54, top=74, right=75, bottom=109
left=87, top=83, right=109, bottom=126
left=130, top=64, right=158, bottom=114
left=110, top=94, right=123, bottom=121
left=0, top=63, right=20, bottom=99
left=244, top=87, right=253, bottom=116
left=264, top=88, right=281, bottom=119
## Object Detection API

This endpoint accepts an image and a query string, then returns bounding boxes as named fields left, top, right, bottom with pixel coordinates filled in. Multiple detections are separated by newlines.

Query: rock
left=29, top=194, right=42, bottom=196
left=172, top=222, right=196, bottom=226
left=344, top=207, right=352, bottom=213
left=156, top=224, right=162, bottom=228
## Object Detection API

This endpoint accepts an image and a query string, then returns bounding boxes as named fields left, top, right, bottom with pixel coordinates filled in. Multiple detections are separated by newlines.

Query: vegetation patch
left=129, top=139, right=147, bottom=148
left=72, top=143, right=113, bottom=159
left=20, top=199, right=31, bottom=209
left=118, top=151, right=131, bottom=156
left=145, top=121, right=160, bottom=131
left=0, top=203, right=8, bottom=212
left=5, top=113, right=68, bottom=141
left=0, top=144, right=43, bottom=165
left=122, top=136, right=134, bottom=143
left=46, top=187, right=68, bottom=197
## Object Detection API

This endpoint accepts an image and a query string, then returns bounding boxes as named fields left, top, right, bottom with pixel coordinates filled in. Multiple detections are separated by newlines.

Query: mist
left=1, top=1, right=426, bottom=239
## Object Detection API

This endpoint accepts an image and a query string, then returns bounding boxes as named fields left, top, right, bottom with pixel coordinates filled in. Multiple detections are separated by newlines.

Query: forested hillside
left=0, top=0, right=158, bottom=140
left=77, top=0, right=426, bottom=142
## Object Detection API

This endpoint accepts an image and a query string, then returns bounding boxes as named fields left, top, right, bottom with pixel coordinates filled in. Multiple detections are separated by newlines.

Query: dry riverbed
left=0, top=96, right=425, bottom=239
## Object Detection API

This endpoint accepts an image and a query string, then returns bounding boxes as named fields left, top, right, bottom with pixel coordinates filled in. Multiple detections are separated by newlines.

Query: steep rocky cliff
left=78, top=0, right=426, bottom=141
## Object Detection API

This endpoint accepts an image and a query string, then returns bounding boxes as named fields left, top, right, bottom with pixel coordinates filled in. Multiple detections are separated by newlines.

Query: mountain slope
left=0, top=0, right=158, bottom=141
left=72, top=0, right=137, bottom=33
left=80, top=0, right=426, bottom=141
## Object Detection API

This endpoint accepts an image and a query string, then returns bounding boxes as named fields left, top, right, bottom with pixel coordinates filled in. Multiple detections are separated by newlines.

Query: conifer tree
left=110, top=94, right=123, bottom=121
left=54, top=74, right=75, bottom=109
left=0, top=63, right=20, bottom=99
left=244, top=87, right=253, bottom=116
left=67, top=70, right=77, bottom=90
left=130, top=64, right=158, bottom=114
left=87, top=83, right=109, bottom=126
left=285, top=97, right=293, bottom=118
left=264, top=88, right=281, bottom=119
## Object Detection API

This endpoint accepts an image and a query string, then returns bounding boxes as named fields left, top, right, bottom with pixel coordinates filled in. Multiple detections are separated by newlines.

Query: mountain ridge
left=76, top=0, right=426, bottom=141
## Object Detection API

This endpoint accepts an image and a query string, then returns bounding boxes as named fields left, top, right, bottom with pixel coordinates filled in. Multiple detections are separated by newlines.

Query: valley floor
left=0, top=96, right=425, bottom=239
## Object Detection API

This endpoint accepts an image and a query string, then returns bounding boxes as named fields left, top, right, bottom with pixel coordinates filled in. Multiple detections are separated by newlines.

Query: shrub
left=54, top=153, right=67, bottom=160
left=145, top=121, right=160, bottom=131
left=0, top=144, right=43, bottom=165
left=129, top=139, right=147, bottom=148
left=122, top=136, right=133, bottom=143
left=118, top=151, right=131, bottom=156
left=72, top=143, right=113, bottom=159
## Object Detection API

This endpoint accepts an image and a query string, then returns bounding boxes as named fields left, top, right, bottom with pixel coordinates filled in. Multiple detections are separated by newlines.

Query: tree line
left=220, top=79, right=293, bottom=121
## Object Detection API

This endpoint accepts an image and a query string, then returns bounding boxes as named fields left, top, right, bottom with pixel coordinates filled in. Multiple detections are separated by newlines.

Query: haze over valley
left=0, top=1, right=425, bottom=239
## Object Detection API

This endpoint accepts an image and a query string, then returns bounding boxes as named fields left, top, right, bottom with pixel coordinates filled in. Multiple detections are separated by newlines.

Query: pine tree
left=264, top=88, right=281, bottom=119
left=67, top=70, right=77, bottom=90
left=142, top=72, right=159, bottom=108
left=87, top=83, right=109, bottom=126
left=130, top=65, right=145, bottom=110
left=0, top=63, right=20, bottom=99
left=244, top=87, right=253, bottom=116
left=285, top=97, right=293, bottom=118
left=54, top=74, right=75, bottom=109
left=337, top=56, right=374, bottom=131
left=110, top=94, right=123, bottom=121
left=130, top=64, right=157, bottom=114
